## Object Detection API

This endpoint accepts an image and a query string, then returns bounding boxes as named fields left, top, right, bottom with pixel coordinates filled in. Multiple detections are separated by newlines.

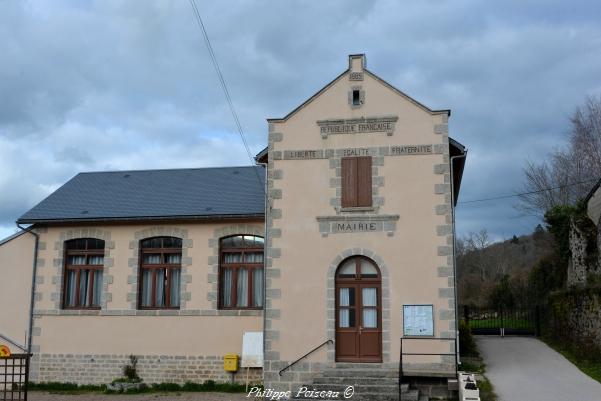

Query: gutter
left=16, top=223, right=39, bottom=359
left=17, top=213, right=265, bottom=225
left=450, top=150, right=467, bottom=368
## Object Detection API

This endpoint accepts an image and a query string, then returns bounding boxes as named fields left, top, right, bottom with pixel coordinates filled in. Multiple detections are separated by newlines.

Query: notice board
left=241, top=331, right=263, bottom=368
left=403, top=304, right=434, bottom=336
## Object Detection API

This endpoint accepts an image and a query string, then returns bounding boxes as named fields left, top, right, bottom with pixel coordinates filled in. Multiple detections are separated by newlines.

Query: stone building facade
left=0, top=54, right=466, bottom=394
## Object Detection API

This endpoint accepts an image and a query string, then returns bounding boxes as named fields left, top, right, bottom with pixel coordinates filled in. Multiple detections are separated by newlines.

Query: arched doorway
left=335, top=256, right=382, bottom=362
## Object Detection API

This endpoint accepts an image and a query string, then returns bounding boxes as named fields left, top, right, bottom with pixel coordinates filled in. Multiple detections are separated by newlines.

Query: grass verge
left=542, top=338, right=601, bottom=384
left=28, top=380, right=254, bottom=394
left=459, top=357, right=497, bottom=401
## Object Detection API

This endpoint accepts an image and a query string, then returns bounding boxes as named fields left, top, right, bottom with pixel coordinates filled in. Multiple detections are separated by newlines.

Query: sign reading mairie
left=317, top=116, right=398, bottom=138
left=317, top=215, right=400, bottom=236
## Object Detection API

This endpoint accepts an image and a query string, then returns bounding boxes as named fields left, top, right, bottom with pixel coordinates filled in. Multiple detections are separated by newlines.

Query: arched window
left=139, top=236, right=182, bottom=309
left=219, top=235, right=264, bottom=309
left=63, top=238, right=105, bottom=309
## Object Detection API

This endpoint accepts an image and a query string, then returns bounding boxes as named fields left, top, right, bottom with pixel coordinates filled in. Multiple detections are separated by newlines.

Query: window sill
left=338, top=206, right=377, bottom=213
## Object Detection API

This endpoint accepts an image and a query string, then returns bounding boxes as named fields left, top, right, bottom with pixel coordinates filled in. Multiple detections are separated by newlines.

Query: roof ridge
left=78, top=165, right=264, bottom=175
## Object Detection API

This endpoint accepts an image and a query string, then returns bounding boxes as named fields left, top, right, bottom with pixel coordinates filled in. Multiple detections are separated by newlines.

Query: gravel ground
left=29, top=392, right=250, bottom=401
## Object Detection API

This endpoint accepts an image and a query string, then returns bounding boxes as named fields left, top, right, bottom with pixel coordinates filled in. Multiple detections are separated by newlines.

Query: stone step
left=400, top=390, right=420, bottom=401
left=294, top=394, right=401, bottom=401
left=313, top=376, right=399, bottom=385
left=418, top=396, right=429, bottom=401
left=300, top=383, right=399, bottom=394
left=318, top=369, right=399, bottom=378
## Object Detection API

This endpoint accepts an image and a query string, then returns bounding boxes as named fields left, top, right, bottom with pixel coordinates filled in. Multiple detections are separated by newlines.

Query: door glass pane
left=339, top=309, right=356, bottom=328
left=338, top=259, right=356, bottom=278
left=339, top=287, right=355, bottom=306
left=362, top=288, right=377, bottom=307
left=339, top=309, right=349, bottom=327
left=363, top=309, right=377, bottom=328
left=360, top=260, right=378, bottom=278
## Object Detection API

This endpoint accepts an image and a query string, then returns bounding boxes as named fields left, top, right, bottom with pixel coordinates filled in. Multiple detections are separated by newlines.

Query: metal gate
left=461, top=305, right=541, bottom=336
left=1, top=354, right=29, bottom=401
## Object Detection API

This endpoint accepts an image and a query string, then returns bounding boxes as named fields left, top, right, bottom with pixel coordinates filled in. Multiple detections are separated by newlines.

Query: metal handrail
left=279, top=339, right=333, bottom=376
left=399, top=337, right=458, bottom=400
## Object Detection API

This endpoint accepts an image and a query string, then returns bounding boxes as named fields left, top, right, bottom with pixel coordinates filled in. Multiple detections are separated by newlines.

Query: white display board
left=403, top=305, right=434, bottom=336
left=241, top=331, right=263, bottom=367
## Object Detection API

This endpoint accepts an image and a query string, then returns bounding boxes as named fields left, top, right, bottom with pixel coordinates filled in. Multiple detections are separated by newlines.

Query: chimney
left=348, top=54, right=366, bottom=72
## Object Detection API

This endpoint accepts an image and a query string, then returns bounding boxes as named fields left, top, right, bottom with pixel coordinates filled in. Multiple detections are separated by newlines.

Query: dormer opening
left=352, top=90, right=361, bottom=106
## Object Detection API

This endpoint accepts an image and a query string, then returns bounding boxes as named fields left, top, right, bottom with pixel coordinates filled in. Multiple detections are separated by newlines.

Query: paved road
left=477, top=336, right=601, bottom=401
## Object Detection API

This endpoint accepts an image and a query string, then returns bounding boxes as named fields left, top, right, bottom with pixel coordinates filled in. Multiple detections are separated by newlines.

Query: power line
left=187, top=0, right=269, bottom=205
left=458, top=177, right=599, bottom=205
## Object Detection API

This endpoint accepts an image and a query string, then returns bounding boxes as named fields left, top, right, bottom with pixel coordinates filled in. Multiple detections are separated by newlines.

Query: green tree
left=488, top=275, right=515, bottom=309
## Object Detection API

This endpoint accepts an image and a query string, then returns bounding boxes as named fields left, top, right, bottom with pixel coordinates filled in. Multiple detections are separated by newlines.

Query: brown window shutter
left=341, top=157, right=357, bottom=207
left=357, top=157, right=372, bottom=206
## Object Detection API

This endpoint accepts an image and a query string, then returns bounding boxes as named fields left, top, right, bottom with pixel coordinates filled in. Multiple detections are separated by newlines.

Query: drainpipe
left=16, top=223, right=40, bottom=358
left=449, top=152, right=467, bottom=369
left=256, top=161, right=269, bottom=372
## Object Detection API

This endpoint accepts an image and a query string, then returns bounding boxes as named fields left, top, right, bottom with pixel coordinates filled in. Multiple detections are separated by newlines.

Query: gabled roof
left=17, top=166, right=265, bottom=224
left=0, top=230, right=26, bottom=246
left=267, top=54, right=450, bottom=123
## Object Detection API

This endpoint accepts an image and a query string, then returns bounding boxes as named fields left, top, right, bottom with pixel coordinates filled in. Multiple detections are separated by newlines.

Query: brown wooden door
left=335, top=257, right=382, bottom=362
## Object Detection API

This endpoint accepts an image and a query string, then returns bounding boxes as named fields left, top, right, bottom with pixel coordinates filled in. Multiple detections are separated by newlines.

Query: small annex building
left=0, top=54, right=466, bottom=396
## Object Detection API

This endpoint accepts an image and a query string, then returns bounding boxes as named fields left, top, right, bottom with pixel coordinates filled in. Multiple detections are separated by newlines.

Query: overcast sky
left=1, top=0, right=600, bottom=241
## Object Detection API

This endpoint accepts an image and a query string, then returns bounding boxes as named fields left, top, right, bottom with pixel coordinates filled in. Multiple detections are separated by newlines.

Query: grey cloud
left=1, top=0, right=600, bottom=241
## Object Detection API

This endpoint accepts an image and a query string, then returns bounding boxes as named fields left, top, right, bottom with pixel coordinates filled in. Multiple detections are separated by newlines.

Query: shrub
left=122, top=355, right=140, bottom=382
left=459, top=320, right=478, bottom=357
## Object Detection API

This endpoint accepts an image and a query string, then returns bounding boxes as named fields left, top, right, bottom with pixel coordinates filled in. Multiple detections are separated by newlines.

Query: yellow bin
left=223, top=354, right=239, bottom=372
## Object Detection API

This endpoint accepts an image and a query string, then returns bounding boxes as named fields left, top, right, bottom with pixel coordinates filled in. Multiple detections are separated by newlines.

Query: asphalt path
left=477, top=336, right=601, bottom=401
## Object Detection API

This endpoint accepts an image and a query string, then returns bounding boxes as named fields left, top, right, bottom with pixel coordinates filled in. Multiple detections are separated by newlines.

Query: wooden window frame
left=138, top=236, right=182, bottom=310
left=218, top=235, right=264, bottom=310
left=62, top=238, right=105, bottom=310
left=341, top=156, right=372, bottom=208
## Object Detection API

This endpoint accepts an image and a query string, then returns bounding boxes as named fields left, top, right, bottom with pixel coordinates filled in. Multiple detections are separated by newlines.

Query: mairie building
left=0, top=54, right=466, bottom=399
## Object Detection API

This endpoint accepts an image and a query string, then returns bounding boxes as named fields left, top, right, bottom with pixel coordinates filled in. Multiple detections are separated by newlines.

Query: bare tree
left=517, top=95, right=601, bottom=215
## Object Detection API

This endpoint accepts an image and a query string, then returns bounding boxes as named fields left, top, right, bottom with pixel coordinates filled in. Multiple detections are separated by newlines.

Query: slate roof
left=17, top=166, right=265, bottom=224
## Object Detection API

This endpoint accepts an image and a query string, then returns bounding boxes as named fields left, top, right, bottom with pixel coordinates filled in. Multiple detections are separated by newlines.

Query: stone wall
left=567, top=217, right=601, bottom=287
left=31, top=353, right=262, bottom=385
left=550, top=289, right=601, bottom=351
